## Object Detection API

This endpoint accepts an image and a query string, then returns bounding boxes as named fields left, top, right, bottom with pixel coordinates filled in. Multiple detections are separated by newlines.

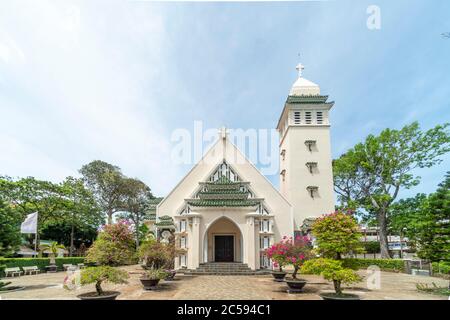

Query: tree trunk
left=70, top=224, right=75, bottom=257
left=95, top=281, right=103, bottom=295
left=292, top=266, right=298, bottom=279
left=378, top=209, right=392, bottom=259
left=333, top=280, right=342, bottom=295
left=107, top=209, right=113, bottom=224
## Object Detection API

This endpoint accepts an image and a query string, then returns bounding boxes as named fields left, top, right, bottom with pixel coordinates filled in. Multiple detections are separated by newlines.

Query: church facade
left=155, top=65, right=335, bottom=271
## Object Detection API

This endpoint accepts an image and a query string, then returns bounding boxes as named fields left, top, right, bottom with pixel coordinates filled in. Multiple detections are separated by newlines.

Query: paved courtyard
left=1, top=265, right=448, bottom=300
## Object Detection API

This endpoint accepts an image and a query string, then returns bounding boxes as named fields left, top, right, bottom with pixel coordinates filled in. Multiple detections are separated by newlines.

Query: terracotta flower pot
left=77, top=291, right=120, bottom=300
left=285, top=278, right=307, bottom=293
left=271, top=271, right=287, bottom=282
left=140, top=278, right=161, bottom=290
left=319, top=292, right=360, bottom=300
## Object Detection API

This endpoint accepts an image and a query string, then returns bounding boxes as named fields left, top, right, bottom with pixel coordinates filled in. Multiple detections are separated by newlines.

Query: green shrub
left=362, top=241, right=380, bottom=254
left=0, top=257, right=85, bottom=276
left=77, top=266, right=129, bottom=296
left=343, top=258, right=404, bottom=272
left=432, top=261, right=450, bottom=275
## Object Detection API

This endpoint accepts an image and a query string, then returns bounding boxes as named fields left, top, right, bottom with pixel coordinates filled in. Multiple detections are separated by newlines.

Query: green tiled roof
left=187, top=199, right=260, bottom=207
left=286, top=95, right=329, bottom=104
left=186, top=175, right=261, bottom=207
left=155, top=215, right=175, bottom=228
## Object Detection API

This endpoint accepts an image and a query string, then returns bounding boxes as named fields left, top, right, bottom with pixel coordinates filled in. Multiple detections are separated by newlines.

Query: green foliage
left=333, top=122, right=450, bottom=258
left=39, top=241, right=65, bottom=264
left=362, top=241, right=380, bottom=254
left=417, top=173, right=450, bottom=261
left=40, top=220, right=98, bottom=249
left=86, top=221, right=136, bottom=266
left=301, top=258, right=362, bottom=295
left=312, top=211, right=364, bottom=259
left=79, top=160, right=127, bottom=224
left=432, top=261, right=450, bottom=275
left=342, top=258, right=404, bottom=272
left=143, top=268, right=168, bottom=280
left=0, top=201, right=22, bottom=257
left=0, top=257, right=85, bottom=276
left=78, top=266, right=129, bottom=295
left=117, top=178, right=154, bottom=247
left=138, top=240, right=175, bottom=270
left=389, top=173, right=449, bottom=262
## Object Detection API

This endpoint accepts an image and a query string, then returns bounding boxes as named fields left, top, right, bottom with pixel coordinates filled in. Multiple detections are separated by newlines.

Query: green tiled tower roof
left=187, top=175, right=260, bottom=207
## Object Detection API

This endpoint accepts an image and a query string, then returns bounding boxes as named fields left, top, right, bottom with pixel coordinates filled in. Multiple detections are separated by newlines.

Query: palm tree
left=40, top=241, right=65, bottom=265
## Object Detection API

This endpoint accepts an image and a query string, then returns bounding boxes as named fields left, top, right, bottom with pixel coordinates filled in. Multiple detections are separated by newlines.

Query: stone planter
left=285, top=278, right=307, bottom=293
left=77, top=291, right=121, bottom=300
left=271, top=271, right=287, bottom=282
left=165, top=270, right=176, bottom=281
left=319, top=292, right=360, bottom=300
left=140, top=278, right=161, bottom=290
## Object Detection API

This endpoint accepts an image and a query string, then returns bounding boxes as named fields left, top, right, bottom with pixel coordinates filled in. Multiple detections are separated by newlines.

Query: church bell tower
left=277, top=63, right=335, bottom=230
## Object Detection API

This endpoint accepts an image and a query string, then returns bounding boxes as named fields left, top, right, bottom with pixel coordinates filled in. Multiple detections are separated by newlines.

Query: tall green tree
left=59, top=177, right=104, bottom=255
left=79, top=160, right=126, bottom=224
left=118, top=178, right=153, bottom=248
left=0, top=201, right=22, bottom=257
left=417, top=173, right=450, bottom=261
left=0, top=176, right=67, bottom=247
left=333, top=122, right=450, bottom=258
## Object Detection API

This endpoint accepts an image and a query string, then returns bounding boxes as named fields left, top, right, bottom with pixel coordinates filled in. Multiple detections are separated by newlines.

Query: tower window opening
left=306, top=162, right=318, bottom=174
left=306, top=186, right=319, bottom=198
left=305, top=111, right=312, bottom=124
left=316, top=111, right=323, bottom=124
left=280, top=169, right=286, bottom=182
left=305, top=140, right=316, bottom=151
left=294, top=111, right=301, bottom=124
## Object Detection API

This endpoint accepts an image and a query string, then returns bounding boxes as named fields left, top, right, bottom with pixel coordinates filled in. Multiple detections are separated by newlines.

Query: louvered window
left=316, top=111, right=323, bottom=124
left=305, top=111, right=312, bottom=124
left=294, top=111, right=301, bottom=124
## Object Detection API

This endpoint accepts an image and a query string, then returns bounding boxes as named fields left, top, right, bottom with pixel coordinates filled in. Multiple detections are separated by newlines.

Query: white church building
left=155, top=64, right=335, bottom=271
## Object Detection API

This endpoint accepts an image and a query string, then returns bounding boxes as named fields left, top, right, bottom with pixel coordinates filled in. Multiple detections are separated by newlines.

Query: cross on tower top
left=296, top=63, right=305, bottom=78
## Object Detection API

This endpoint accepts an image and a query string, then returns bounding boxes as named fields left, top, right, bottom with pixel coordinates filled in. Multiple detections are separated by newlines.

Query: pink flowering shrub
left=86, top=220, right=137, bottom=266
left=266, top=235, right=313, bottom=278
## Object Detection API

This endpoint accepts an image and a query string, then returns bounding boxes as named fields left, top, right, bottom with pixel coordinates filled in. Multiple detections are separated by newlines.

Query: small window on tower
left=281, top=149, right=286, bottom=160
left=305, top=111, right=312, bottom=124
left=280, top=169, right=286, bottom=182
left=316, top=111, right=323, bottom=124
left=294, top=111, right=301, bottom=124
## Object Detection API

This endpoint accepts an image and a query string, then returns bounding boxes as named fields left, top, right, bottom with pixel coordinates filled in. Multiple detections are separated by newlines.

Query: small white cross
left=296, top=63, right=305, bottom=78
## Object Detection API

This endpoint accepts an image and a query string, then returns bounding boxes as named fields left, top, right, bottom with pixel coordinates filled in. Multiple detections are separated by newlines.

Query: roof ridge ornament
left=218, top=126, right=229, bottom=140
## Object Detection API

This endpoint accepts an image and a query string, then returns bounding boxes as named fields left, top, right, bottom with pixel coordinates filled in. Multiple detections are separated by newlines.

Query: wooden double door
left=214, top=235, right=234, bottom=262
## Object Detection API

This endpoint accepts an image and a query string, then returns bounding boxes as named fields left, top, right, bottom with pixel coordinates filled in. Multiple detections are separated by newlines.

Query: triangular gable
left=157, top=135, right=292, bottom=222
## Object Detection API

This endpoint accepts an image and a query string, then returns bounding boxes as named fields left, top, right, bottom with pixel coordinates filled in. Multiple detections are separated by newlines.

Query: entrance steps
left=182, top=262, right=271, bottom=275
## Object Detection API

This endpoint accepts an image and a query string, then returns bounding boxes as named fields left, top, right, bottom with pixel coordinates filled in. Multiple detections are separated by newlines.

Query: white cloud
left=0, top=1, right=180, bottom=195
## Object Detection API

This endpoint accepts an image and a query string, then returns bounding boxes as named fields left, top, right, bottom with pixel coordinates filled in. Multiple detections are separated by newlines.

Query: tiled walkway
left=1, top=265, right=448, bottom=300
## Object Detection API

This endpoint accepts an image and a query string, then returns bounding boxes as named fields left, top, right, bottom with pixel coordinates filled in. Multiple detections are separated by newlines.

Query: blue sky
left=0, top=0, right=449, bottom=200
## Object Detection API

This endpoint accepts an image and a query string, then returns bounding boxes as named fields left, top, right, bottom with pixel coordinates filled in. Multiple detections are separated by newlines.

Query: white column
left=189, top=216, right=201, bottom=269
left=246, top=216, right=256, bottom=270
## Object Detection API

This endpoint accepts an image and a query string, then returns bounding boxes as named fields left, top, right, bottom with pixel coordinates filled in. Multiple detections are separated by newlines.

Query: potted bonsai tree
left=301, top=258, right=362, bottom=300
left=266, top=238, right=289, bottom=281
left=138, top=239, right=172, bottom=289
left=75, top=266, right=129, bottom=300
left=282, top=235, right=313, bottom=293
left=73, top=220, right=136, bottom=300
left=303, top=211, right=364, bottom=300
left=140, top=268, right=168, bottom=290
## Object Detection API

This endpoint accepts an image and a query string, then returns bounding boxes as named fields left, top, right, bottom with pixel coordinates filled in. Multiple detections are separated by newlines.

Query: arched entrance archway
left=203, top=217, right=243, bottom=263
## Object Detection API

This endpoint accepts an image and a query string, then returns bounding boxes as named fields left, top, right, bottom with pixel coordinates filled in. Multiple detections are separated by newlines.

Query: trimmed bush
left=432, top=261, right=450, bottom=275
left=0, top=257, right=85, bottom=276
left=343, top=258, right=404, bottom=272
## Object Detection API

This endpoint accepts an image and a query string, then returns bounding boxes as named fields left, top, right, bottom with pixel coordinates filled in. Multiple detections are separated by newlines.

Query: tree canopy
left=333, top=122, right=450, bottom=258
